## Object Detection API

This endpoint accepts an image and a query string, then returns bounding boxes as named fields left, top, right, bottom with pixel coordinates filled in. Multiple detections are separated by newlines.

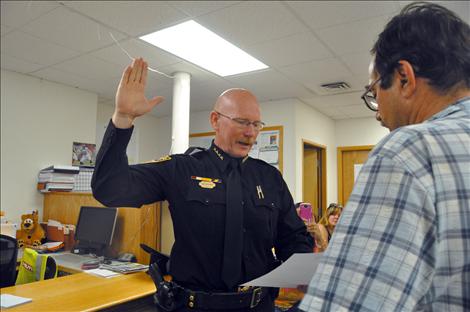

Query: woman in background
left=308, top=203, right=343, bottom=252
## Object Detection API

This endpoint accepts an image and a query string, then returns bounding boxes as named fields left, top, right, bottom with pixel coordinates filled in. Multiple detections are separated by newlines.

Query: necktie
left=221, top=159, right=243, bottom=289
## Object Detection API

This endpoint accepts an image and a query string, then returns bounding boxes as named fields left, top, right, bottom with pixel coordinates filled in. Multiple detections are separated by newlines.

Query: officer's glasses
left=215, top=111, right=265, bottom=131
left=361, top=77, right=381, bottom=112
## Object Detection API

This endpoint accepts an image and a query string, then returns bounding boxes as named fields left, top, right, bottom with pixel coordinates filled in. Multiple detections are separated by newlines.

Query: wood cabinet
left=43, top=192, right=161, bottom=264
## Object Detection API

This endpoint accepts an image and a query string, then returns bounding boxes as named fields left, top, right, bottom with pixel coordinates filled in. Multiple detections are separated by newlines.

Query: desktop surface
left=1, top=271, right=156, bottom=311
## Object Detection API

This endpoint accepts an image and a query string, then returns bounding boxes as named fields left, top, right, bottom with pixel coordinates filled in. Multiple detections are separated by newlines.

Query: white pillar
left=171, top=72, right=191, bottom=154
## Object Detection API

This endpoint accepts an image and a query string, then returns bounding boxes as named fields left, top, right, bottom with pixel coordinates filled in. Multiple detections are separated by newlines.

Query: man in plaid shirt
left=300, top=2, right=470, bottom=311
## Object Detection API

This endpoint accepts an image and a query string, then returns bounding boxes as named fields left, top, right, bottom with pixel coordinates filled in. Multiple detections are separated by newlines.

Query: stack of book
left=37, top=165, right=79, bottom=193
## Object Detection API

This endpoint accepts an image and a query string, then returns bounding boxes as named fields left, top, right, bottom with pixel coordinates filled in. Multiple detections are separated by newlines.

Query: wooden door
left=337, top=146, right=373, bottom=206
left=302, top=141, right=327, bottom=220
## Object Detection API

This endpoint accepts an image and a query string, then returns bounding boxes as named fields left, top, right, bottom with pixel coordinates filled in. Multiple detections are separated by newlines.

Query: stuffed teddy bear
left=16, top=210, right=45, bottom=248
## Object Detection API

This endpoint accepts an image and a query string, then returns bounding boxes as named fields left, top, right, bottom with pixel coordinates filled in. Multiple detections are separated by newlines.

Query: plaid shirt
left=300, top=97, right=470, bottom=311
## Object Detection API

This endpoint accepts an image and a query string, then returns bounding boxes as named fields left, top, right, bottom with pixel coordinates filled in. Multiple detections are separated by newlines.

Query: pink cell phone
left=299, top=203, right=313, bottom=222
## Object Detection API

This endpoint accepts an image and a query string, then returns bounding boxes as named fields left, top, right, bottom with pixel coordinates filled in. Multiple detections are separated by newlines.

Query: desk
left=1, top=271, right=156, bottom=311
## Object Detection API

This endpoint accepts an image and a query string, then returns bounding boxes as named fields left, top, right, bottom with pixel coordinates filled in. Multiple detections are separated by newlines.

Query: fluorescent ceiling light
left=139, top=20, right=268, bottom=77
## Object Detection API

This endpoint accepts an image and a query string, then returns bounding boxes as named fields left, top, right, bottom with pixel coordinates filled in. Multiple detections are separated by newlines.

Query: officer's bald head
left=214, top=88, right=259, bottom=114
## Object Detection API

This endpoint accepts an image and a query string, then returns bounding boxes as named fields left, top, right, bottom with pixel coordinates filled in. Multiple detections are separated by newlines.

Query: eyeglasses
left=214, top=111, right=265, bottom=131
left=361, top=77, right=381, bottom=112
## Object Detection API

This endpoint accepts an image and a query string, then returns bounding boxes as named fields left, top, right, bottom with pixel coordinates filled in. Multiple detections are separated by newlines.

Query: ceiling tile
left=1, top=24, right=13, bottom=36
left=279, top=57, right=353, bottom=93
left=340, top=52, right=372, bottom=76
left=144, top=70, right=178, bottom=96
left=315, top=15, right=390, bottom=55
left=166, top=1, right=241, bottom=18
left=1, top=30, right=79, bottom=66
left=1, top=1, right=59, bottom=28
left=300, top=91, right=364, bottom=109
left=196, top=1, right=306, bottom=48
left=61, top=1, right=189, bottom=36
left=248, top=32, right=333, bottom=67
left=32, top=66, right=114, bottom=97
left=225, top=69, right=314, bottom=102
left=286, top=1, right=399, bottom=30
left=1, top=53, right=44, bottom=73
left=90, top=38, right=181, bottom=70
left=21, top=6, right=127, bottom=53
left=52, top=54, right=123, bottom=81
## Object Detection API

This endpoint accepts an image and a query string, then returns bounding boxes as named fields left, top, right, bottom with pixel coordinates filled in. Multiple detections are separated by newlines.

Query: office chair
left=0, top=234, right=18, bottom=288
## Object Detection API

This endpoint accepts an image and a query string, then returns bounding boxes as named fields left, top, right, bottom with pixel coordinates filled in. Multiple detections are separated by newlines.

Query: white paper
left=0, top=294, right=32, bottom=308
left=84, top=268, right=121, bottom=278
left=242, top=253, right=322, bottom=288
left=47, top=219, right=62, bottom=227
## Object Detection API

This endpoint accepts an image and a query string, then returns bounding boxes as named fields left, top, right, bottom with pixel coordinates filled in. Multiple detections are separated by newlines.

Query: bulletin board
left=189, top=126, right=283, bottom=173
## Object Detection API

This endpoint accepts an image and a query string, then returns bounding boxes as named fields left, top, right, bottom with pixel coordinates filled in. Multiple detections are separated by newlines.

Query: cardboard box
left=47, top=225, right=65, bottom=242
left=46, top=224, right=75, bottom=251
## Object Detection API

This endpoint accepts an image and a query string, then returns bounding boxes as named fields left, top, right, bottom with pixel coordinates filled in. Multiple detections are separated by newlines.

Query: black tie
left=221, top=159, right=243, bottom=289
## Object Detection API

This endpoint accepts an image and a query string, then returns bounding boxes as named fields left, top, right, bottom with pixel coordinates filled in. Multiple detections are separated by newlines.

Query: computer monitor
left=74, top=206, right=117, bottom=255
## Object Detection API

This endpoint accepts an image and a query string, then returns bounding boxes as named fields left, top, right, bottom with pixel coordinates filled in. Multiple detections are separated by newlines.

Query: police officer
left=92, top=58, right=313, bottom=312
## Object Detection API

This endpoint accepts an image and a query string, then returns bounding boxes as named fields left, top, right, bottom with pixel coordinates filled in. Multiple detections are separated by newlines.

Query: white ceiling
left=1, top=1, right=469, bottom=119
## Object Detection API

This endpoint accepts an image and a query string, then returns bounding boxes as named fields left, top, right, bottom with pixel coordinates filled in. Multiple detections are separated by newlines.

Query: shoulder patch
left=144, top=155, right=172, bottom=164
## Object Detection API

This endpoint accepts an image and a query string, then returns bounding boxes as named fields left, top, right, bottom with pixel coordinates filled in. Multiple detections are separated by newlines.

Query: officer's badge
left=199, top=181, right=216, bottom=189
left=191, top=176, right=221, bottom=189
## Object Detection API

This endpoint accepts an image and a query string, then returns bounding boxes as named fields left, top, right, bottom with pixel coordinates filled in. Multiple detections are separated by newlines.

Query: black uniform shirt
left=92, top=120, right=313, bottom=292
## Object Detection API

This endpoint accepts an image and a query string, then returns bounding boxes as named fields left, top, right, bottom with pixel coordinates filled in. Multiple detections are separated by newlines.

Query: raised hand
left=113, top=58, right=164, bottom=128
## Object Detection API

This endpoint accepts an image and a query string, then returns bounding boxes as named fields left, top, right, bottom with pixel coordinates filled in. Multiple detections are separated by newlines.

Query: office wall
left=0, top=70, right=97, bottom=223
left=294, top=100, right=337, bottom=205
left=335, top=117, right=389, bottom=147
left=259, top=99, right=296, bottom=195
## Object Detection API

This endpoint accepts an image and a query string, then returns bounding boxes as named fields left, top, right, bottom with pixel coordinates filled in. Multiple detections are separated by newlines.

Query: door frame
left=302, top=139, right=327, bottom=218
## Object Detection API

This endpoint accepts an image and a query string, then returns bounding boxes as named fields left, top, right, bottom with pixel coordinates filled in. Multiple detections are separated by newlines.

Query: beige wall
left=335, top=117, right=389, bottom=147
left=1, top=70, right=97, bottom=223
left=294, top=100, right=337, bottom=205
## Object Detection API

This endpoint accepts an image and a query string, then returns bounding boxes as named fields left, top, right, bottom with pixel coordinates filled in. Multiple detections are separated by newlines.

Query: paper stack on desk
left=0, top=294, right=32, bottom=308
left=84, top=268, right=121, bottom=278
left=100, top=262, right=149, bottom=274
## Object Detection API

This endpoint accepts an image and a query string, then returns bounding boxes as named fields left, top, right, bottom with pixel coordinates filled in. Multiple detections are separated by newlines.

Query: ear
left=396, top=60, right=416, bottom=98
left=210, top=111, right=219, bottom=131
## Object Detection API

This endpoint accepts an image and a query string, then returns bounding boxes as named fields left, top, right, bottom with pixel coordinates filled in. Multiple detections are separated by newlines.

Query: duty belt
left=147, top=263, right=269, bottom=311
left=182, top=286, right=269, bottom=310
